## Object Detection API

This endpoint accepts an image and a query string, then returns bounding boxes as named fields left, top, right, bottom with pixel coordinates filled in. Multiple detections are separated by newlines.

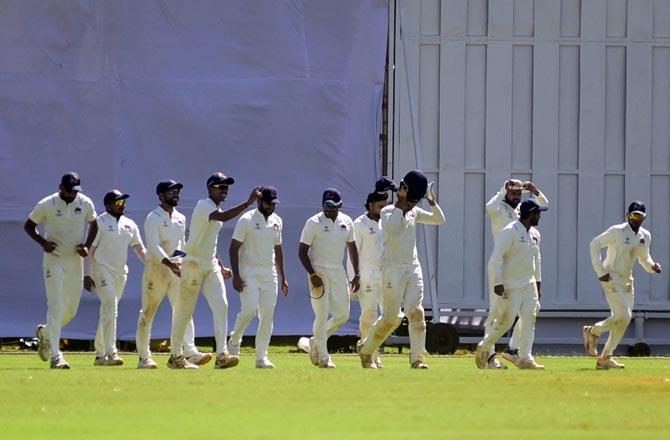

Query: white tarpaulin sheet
left=0, top=0, right=387, bottom=338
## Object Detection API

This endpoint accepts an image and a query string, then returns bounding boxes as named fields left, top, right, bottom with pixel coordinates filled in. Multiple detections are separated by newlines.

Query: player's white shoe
left=50, top=355, right=70, bottom=369
left=373, top=353, right=384, bottom=369
left=518, top=359, right=545, bottom=370
left=187, top=352, right=213, bottom=366
left=93, top=356, right=107, bottom=366
left=137, top=357, right=158, bottom=369
left=410, top=360, right=429, bottom=369
left=488, top=354, right=507, bottom=369
left=596, top=356, right=624, bottom=370
left=318, top=357, right=336, bottom=368
left=167, top=355, right=198, bottom=369
left=35, top=324, right=51, bottom=361
left=255, top=357, right=275, bottom=369
left=296, top=337, right=310, bottom=354
left=582, top=326, right=599, bottom=357
left=228, top=343, right=240, bottom=357
left=356, top=341, right=377, bottom=369
left=214, top=352, right=239, bottom=369
left=105, top=354, right=124, bottom=366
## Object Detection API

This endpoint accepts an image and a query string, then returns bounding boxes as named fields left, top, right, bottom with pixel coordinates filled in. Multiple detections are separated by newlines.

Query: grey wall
left=390, top=0, right=670, bottom=311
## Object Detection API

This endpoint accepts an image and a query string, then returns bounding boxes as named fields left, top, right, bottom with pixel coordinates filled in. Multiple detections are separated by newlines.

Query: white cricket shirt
left=91, top=212, right=143, bottom=274
left=488, top=221, right=542, bottom=289
left=232, top=208, right=282, bottom=271
left=380, top=203, right=445, bottom=266
left=144, top=206, right=186, bottom=263
left=300, top=211, right=354, bottom=269
left=590, top=222, right=657, bottom=281
left=28, top=192, right=96, bottom=256
left=184, top=197, right=224, bottom=262
left=353, top=214, right=383, bottom=269
left=486, top=184, right=548, bottom=241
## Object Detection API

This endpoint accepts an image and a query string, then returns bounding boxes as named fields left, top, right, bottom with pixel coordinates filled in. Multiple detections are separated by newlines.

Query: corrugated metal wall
left=389, top=0, right=670, bottom=311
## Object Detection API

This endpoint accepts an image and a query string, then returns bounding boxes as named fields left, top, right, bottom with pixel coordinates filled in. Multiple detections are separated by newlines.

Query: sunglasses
left=628, top=212, right=646, bottom=222
left=210, top=184, right=229, bottom=189
left=165, top=188, right=180, bottom=196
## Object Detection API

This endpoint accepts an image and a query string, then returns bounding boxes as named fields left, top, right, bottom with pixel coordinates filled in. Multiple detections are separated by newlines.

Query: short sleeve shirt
left=300, top=211, right=354, bottom=269
left=232, top=208, right=282, bottom=271
left=92, top=212, right=143, bottom=274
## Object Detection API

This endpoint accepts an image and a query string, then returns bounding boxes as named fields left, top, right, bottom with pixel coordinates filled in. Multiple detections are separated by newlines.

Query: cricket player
left=298, top=188, right=360, bottom=368
left=169, top=173, right=260, bottom=369
left=583, top=201, right=662, bottom=369
left=357, top=170, right=445, bottom=369
left=135, top=180, right=210, bottom=369
left=25, top=172, right=97, bottom=369
left=228, top=186, right=289, bottom=369
left=476, top=199, right=547, bottom=370
left=84, top=190, right=145, bottom=366
left=485, top=179, right=548, bottom=368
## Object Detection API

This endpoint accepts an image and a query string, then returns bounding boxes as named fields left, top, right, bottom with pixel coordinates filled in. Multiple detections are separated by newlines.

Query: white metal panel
left=390, top=0, right=670, bottom=311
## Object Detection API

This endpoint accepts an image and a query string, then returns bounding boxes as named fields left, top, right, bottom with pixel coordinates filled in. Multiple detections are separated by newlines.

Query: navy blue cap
left=520, top=199, right=548, bottom=217
left=103, top=189, right=129, bottom=205
left=156, top=179, right=183, bottom=194
left=260, top=186, right=280, bottom=204
left=207, top=172, right=235, bottom=187
left=628, top=201, right=646, bottom=216
left=61, top=172, right=82, bottom=191
left=375, top=176, right=397, bottom=193
left=322, top=188, right=342, bottom=207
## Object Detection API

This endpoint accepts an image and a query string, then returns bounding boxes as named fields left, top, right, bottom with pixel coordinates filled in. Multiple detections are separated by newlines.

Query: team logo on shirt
left=532, top=237, right=538, bottom=244
left=124, top=225, right=132, bottom=232
left=107, top=225, right=114, bottom=231
left=640, top=238, right=645, bottom=245
left=74, top=207, right=82, bottom=214
left=340, top=224, right=347, bottom=231
left=100, top=278, right=107, bottom=287
left=55, top=210, right=63, bottom=217
left=369, top=227, right=375, bottom=234
left=45, top=269, right=51, bottom=278
left=254, top=223, right=261, bottom=230
left=163, top=221, right=169, bottom=227
left=519, top=235, right=527, bottom=243
left=324, top=226, right=330, bottom=232
left=386, top=281, right=393, bottom=289
left=272, top=224, right=280, bottom=230
left=624, top=237, right=630, bottom=244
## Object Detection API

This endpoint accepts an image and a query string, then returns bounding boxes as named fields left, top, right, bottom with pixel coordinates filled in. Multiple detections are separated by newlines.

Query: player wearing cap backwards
left=583, top=201, right=662, bottom=369
left=298, top=188, right=360, bottom=368
left=83, top=190, right=145, bottom=366
left=136, top=180, right=210, bottom=369
left=357, top=170, right=445, bottom=369
left=485, top=179, right=548, bottom=368
left=476, top=199, right=547, bottom=370
left=227, top=186, right=288, bottom=368
left=25, top=172, right=97, bottom=369
left=169, top=173, right=261, bottom=369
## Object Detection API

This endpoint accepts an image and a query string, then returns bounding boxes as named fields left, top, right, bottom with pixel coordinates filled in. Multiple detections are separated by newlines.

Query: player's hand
left=281, top=278, right=289, bottom=297
left=310, top=273, right=323, bottom=288
left=426, top=182, right=436, bottom=203
left=505, top=179, right=524, bottom=191
left=349, top=274, right=360, bottom=294
left=221, top=266, right=233, bottom=279
left=83, top=276, right=96, bottom=293
left=523, top=181, right=540, bottom=196
left=232, top=274, right=244, bottom=292
left=652, top=263, right=662, bottom=273
left=494, top=284, right=505, bottom=296
left=246, top=187, right=262, bottom=205
left=75, top=244, right=89, bottom=257
left=599, top=273, right=611, bottom=282
left=42, top=241, right=57, bottom=253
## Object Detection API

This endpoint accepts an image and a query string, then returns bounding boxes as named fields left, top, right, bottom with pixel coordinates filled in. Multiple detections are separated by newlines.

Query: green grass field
left=1, top=351, right=669, bottom=439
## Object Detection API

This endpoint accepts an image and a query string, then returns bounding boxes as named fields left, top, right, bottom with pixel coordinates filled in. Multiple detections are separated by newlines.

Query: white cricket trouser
left=91, top=264, right=127, bottom=357
left=481, top=284, right=540, bottom=361
left=591, top=279, right=634, bottom=358
left=357, top=266, right=383, bottom=340
left=229, top=267, right=278, bottom=360
left=170, top=257, right=229, bottom=357
left=484, top=282, right=535, bottom=354
left=136, top=261, right=198, bottom=360
left=360, top=264, right=426, bottom=364
left=42, top=252, right=84, bottom=357
left=310, top=266, right=350, bottom=363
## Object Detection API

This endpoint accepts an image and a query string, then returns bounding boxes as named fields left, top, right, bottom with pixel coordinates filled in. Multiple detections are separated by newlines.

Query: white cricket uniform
left=28, top=192, right=96, bottom=358
left=485, top=185, right=548, bottom=352
left=359, top=203, right=445, bottom=364
left=136, top=206, right=198, bottom=360
left=228, top=209, right=283, bottom=360
left=589, top=222, right=658, bottom=357
left=300, top=211, right=355, bottom=363
left=170, top=197, right=230, bottom=357
left=89, top=212, right=144, bottom=358
left=352, top=214, right=384, bottom=339
left=481, top=221, right=542, bottom=362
